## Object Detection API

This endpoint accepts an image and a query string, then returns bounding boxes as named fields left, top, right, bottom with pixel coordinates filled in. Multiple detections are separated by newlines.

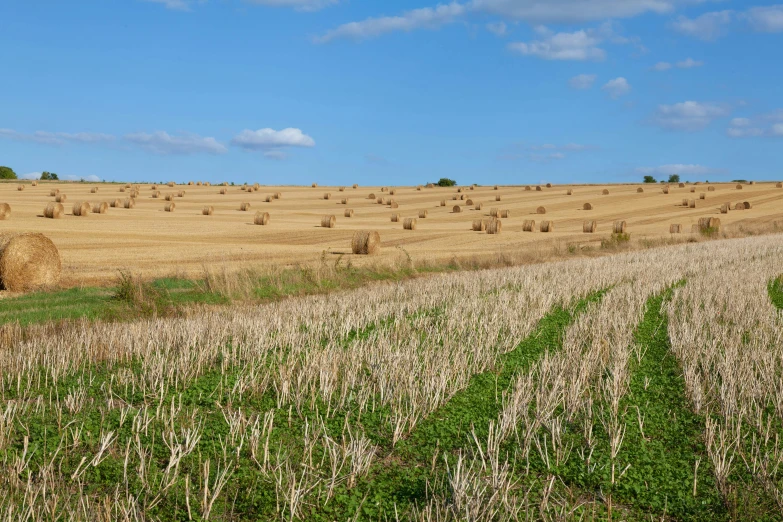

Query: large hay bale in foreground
left=254, top=211, right=270, bottom=225
left=0, top=203, right=9, bottom=220
left=72, top=202, right=90, bottom=216
left=613, top=220, right=627, bottom=233
left=583, top=220, right=596, bottom=233
left=351, top=231, right=380, bottom=255
left=0, top=233, right=61, bottom=292
left=44, top=202, right=64, bottom=219
left=403, top=217, right=417, bottom=230
left=321, top=215, right=336, bottom=228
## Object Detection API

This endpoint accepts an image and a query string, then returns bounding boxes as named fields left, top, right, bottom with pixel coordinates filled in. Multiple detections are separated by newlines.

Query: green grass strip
left=768, top=276, right=783, bottom=310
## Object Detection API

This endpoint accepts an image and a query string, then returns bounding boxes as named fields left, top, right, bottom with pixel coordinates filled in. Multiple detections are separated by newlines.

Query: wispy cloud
left=140, top=0, right=192, bottom=11
left=676, top=57, right=703, bottom=68
left=602, top=77, right=631, bottom=98
left=742, top=5, right=783, bottom=33
left=651, top=101, right=731, bottom=131
left=636, top=164, right=719, bottom=176
left=471, top=0, right=675, bottom=23
left=243, top=0, right=338, bottom=12
left=125, top=131, right=228, bottom=155
left=569, top=73, right=597, bottom=89
left=652, top=61, right=672, bottom=71
left=508, top=26, right=605, bottom=60
left=500, top=142, right=595, bottom=162
left=315, top=3, right=465, bottom=43
left=485, top=21, right=507, bottom=36
left=0, top=128, right=115, bottom=146
left=726, top=110, right=783, bottom=137
left=671, top=10, right=733, bottom=40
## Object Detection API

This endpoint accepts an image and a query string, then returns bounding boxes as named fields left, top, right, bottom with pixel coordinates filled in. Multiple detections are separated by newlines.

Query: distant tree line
left=643, top=174, right=681, bottom=184
left=0, top=166, right=59, bottom=180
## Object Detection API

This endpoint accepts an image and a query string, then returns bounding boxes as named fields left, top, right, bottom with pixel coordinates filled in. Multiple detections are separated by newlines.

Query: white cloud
left=232, top=128, right=315, bottom=149
left=509, top=28, right=605, bottom=60
left=677, top=57, right=703, bottom=68
left=263, top=150, right=288, bottom=160
left=486, top=21, right=508, bottom=36
left=315, top=3, right=465, bottom=42
left=569, top=73, right=597, bottom=89
left=470, top=0, right=675, bottom=23
left=726, top=111, right=783, bottom=137
left=636, top=164, right=716, bottom=176
left=773, top=123, right=783, bottom=136
left=0, top=128, right=115, bottom=146
left=652, top=101, right=730, bottom=131
left=20, top=172, right=42, bottom=180
left=671, top=10, right=732, bottom=40
left=63, top=174, right=102, bottom=182
left=653, top=61, right=672, bottom=71
left=140, top=0, right=192, bottom=11
left=125, top=131, right=228, bottom=155
left=727, top=127, right=764, bottom=137
left=243, top=0, right=338, bottom=11
left=743, top=5, right=783, bottom=33
left=602, top=77, right=631, bottom=98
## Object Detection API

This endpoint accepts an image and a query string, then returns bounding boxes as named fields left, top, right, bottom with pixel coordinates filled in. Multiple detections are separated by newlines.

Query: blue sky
left=1, top=0, right=782, bottom=185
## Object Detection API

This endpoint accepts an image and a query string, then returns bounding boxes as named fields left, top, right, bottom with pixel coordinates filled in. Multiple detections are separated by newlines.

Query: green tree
left=668, top=174, right=680, bottom=183
left=436, top=177, right=457, bottom=187
left=643, top=175, right=656, bottom=183
left=0, top=166, right=17, bottom=180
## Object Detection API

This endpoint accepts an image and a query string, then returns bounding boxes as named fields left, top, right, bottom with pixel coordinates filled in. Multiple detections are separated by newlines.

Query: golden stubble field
left=1, top=180, right=782, bottom=285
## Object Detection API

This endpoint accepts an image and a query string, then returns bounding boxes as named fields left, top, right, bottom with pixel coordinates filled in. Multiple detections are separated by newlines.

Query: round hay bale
left=690, top=187, right=696, bottom=193
left=0, top=203, right=10, bottom=220
left=110, top=199, right=121, bottom=208
left=777, top=182, right=782, bottom=188
left=312, top=183, right=318, bottom=188
left=323, top=193, right=331, bottom=200
left=31, top=181, right=38, bottom=187
left=204, top=182, right=211, bottom=187
left=524, top=186, right=531, bottom=191
left=119, top=187, right=126, bottom=193
left=734, top=202, right=744, bottom=210
left=391, top=213, right=400, bottom=222
left=254, top=211, right=270, bottom=225
left=418, top=210, right=428, bottom=218
left=613, top=220, right=627, bottom=233
left=546, top=183, right=552, bottom=188
left=221, top=182, right=228, bottom=187
left=472, top=219, right=487, bottom=231
left=265, top=195, right=273, bottom=203
left=389, top=189, right=396, bottom=195
left=750, top=181, right=756, bottom=185
left=583, top=202, right=593, bottom=210
left=536, top=206, right=546, bottom=215
left=536, top=186, right=542, bottom=192
left=500, top=210, right=510, bottom=218
left=699, top=193, right=706, bottom=200
left=91, top=202, right=108, bottom=214
left=390, top=201, right=399, bottom=209
left=566, top=189, right=573, bottom=195
left=583, top=220, right=596, bottom=233
left=178, top=191, right=185, bottom=198
left=688, top=199, right=696, bottom=208
left=187, top=181, right=194, bottom=186
left=55, top=194, right=67, bottom=203
left=452, top=205, right=462, bottom=213
left=487, top=218, right=501, bottom=235
left=220, top=188, right=228, bottom=195
left=351, top=230, right=381, bottom=255
left=522, top=219, right=535, bottom=232
left=380, top=187, right=388, bottom=193
left=475, top=202, right=483, bottom=210
left=72, top=202, right=90, bottom=216
left=123, top=199, right=135, bottom=209
left=470, top=185, right=475, bottom=190
left=165, top=202, right=176, bottom=212
left=344, top=209, right=354, bottom=217
left=353, top=184, right=359, bottom=189
left=698, top=217, right=721, bottom=231
left=662, top=187, right=670, bottom=194
left=240, top=202, right=251, bottom=211
left=670, top=224, right=681, bottom=234
left=44, top=202, right=64, bottom=219
left=637, top=187, right=644, bottom=193
left=403, top=217, right=417, bottom=230
left=452, top=195, right=459, bottom=201
left=368, top=193, right=376, bottom=199
left=341, top=198, right=349, bottom=205
left=165, top=194, right=175, bottom=201
left=490, top=208, right=499, bottom=218
left=416, top=186, right=422, bottom=191
left=202, top=206, right=214, bottom=216
left=602, top=189, right=609, bottom=195
left=90, top=187, right=98, bottom=193
left=708, top=186, right=715, bottom=191
left=495, top=195, right=501, bottom=201
left=457, top=188, right=463, bottom=193
left=425, top=183, right=434, bottom=189
left=465, top=199, right=473, bottom=205
left=339, top=186, right=345, bottom=192
left=17, top=185, right=24, bottom=192
left=152, top=191, right=161, bottom=198
left=151, top=185, right=159, bottom=190
left=274, top=192, right=281, bottom=199
left=743, top=201, right=752, bottom=209
left=736, top=184, right=743, bottom=190
left=196, top=181, right=203, bottom=186
left=321, top=215, right=336, bottom=228
left=459, top=194, right=466, bottom=200
left=0, top=233, right=61, bottom=292
left=440, top=200, right=446, bottom=207
left=720, top=203, right=729, bottom=214
left=540, top=221, right=554, bottom=233
left=678, top=183, right=685, bottom=188
left=167, top=181, right=175, bottom=187
left=125, top=184, right=132, bottom=189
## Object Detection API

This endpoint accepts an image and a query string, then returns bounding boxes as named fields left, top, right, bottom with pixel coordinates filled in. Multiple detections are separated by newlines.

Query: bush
left=0, top=166, right=17, bottom=180
left=436, top=178, right=457, bottom=187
